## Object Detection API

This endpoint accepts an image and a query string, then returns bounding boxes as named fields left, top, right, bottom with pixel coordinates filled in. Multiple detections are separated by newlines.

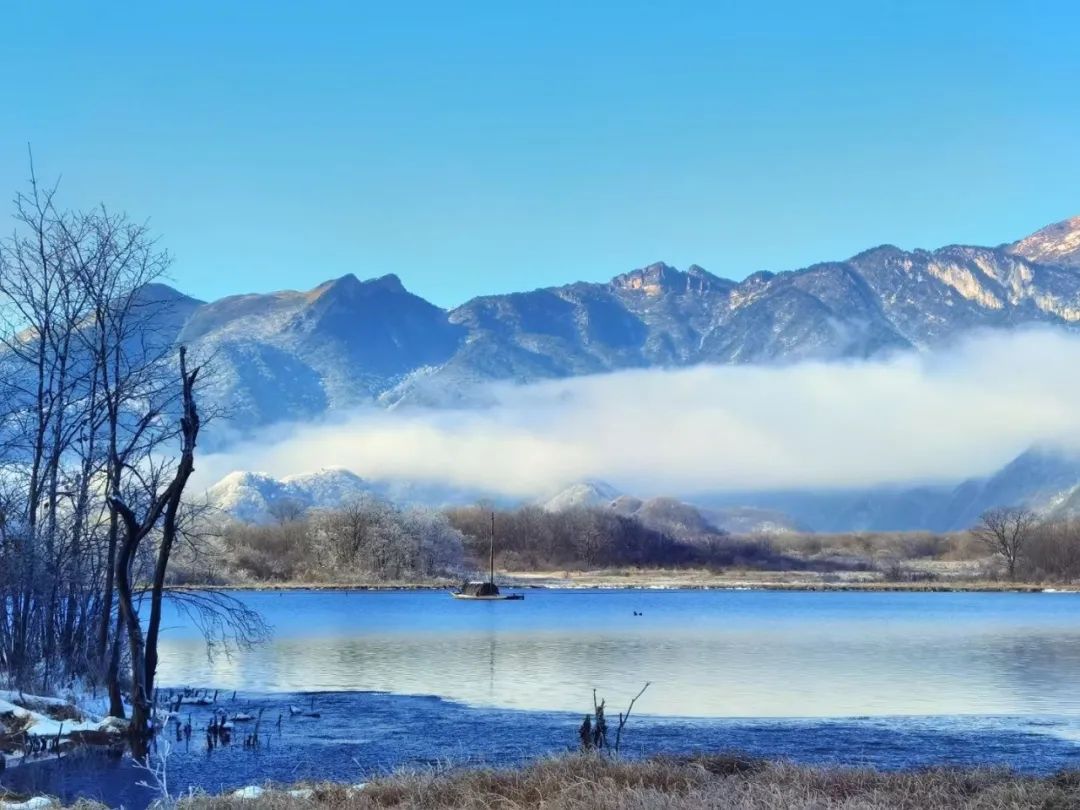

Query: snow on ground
left=0, top=797, right=56, bottom=810
left=0, top=690, right=126, bottom=763
left=230, top=785, right=366, bottom=801
left=231, top=786, right=318, bottom=801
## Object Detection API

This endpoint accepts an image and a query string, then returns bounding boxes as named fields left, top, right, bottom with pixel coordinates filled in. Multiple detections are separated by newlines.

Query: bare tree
left=1020, top=517, right=1080, bottom=582
left=972, top=506, right=1038, bottom=581
left=0, top=165, right=91, bottom=686
left=0, top=161, right=265, bottom=766
left=70, top=208, right=173, bottom=670
left=614, top=682, right=650, bottom=754
left=109, top=346, right=200, bottom=752
left=0, top=155, right=182, bottom=707
left=267, top=497, right=307, bottom=526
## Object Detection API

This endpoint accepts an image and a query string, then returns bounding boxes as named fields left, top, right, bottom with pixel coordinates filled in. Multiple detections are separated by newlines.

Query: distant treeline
left=188, top=500, right=1080, bottom=586
left=196, top=496, right=465, bottom=583
left=446, top=505, right=791, bottom=572
left=194, top=499, right=800, bottom=584
left=989, top=512, right=1080, bottom=582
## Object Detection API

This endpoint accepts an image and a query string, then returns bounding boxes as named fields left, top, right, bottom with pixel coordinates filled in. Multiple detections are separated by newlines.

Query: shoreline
left=170, top=570, right=1079, bottom=594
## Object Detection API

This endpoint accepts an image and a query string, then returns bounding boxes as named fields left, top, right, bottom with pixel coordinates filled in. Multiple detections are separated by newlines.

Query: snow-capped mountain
left=203, top=468, right=511, bottom=523
left=204, top=445, right=1080, bottom=533
left=140, top=215, right=1080, bottom=436
left=203, top=468, right=373, bottom=523
left=541, top=481, right=622, bottom=512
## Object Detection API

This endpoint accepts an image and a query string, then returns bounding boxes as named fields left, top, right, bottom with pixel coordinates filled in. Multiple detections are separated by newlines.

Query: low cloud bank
left=196, top=329, right=1080, bottom=499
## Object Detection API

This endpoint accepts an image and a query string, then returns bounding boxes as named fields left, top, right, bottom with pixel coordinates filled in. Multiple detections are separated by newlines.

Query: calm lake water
left=157, top=588, right=1080, bottom=718
left=6, top=588, right=1080, bottom=806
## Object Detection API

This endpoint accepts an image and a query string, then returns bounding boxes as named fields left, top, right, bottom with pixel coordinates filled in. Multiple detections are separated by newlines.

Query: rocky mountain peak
left=611, top=262, right=728, bottom=296
left=309, top=272, right=407, bottom=301
left=365, top=273, right=407, bottom=293
left=1007, top=216, right=1080, bottom=268
left=155, top=212, right=1080, bottom=448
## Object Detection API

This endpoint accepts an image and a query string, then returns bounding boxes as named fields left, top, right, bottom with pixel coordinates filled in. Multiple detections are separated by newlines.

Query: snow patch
left=0, top=798, right=56, bottom=810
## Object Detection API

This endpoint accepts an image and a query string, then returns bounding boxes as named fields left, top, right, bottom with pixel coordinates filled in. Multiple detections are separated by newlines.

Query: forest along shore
left=172, top=569, right=1076, bottom=593
left=190, top=501, right=1080, bottom=592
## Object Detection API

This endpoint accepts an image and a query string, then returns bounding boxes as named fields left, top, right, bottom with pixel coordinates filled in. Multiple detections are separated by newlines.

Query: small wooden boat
left=451, top=583, right=525, bottom=601
left=451, top=513, right=524, bottom=601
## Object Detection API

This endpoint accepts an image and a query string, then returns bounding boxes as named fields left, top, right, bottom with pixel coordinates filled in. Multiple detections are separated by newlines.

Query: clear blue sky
left=2, top=1, right=1077, bottom=307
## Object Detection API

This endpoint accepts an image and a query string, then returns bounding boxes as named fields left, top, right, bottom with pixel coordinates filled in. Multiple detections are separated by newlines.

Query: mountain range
left=202, top=444, right=1080, bottom=535
left=159, top=216, right=1080, bottom=431
left=696, top=446, right=1080, bottom=533
left=202, top=467, right=807, bottom=536
left=162, top=215, right=1080, bottom=531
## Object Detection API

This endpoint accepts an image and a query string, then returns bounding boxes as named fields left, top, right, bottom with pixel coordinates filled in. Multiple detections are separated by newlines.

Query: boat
left=451, top=513, right=524, bottom=601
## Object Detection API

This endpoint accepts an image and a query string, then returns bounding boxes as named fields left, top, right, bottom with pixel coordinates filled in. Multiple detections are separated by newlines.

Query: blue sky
left=2, top=1, right=1077, bottom=307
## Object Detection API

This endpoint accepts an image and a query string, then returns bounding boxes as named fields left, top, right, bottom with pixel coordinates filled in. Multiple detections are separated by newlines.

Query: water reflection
left=156, top=589, right=1080, bottom=718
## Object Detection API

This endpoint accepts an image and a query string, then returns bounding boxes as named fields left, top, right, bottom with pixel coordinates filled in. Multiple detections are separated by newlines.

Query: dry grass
left=503, top=567, right=1064, bottom=592
left=160, top=754, right=1080, bottom=810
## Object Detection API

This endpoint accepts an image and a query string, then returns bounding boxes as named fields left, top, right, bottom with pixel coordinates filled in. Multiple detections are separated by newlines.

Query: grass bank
left=503, top=568, right=1074, bottom=592
left=48, top=753, right=1080, bottom=809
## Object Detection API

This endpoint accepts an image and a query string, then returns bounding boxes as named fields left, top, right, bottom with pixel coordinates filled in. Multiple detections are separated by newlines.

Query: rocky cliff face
left=1008, top=216, right=1080, bottom=269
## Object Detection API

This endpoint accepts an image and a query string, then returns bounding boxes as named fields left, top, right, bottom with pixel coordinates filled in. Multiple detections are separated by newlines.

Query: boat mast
left=489, top=511, right=495, bottom=586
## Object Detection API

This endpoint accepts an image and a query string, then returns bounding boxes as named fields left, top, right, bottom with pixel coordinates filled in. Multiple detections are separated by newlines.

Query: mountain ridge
left=142, top=214, right=1080, bottom=433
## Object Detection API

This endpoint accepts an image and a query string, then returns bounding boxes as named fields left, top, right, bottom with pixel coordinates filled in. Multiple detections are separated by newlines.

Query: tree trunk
left=144, top=501, right=180, bottom=699
left=107, top=347, right=200, bottom=755
left=113, top=504, right=150, bottom=752
left=106, top=615, right=126, bottom=720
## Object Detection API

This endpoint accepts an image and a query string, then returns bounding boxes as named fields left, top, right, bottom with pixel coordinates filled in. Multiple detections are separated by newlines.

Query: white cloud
left=195, top=328, right=1080, bottom=499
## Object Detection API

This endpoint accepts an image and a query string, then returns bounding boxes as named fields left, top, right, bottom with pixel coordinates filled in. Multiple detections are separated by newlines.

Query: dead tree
left=109, top=347, right=200, bottom=754
left=580, top=683, right=650, bottom=756
left=591, top=690, right=607, bottom=750
left=972, top=506, right=1038, bottom=581
left=614, top=682, right=650, bottom=754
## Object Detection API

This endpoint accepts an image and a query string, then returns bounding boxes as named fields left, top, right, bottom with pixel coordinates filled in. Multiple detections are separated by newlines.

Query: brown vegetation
left=72, top=754, right=1080, bottom=810
left=195, top=499, right=1080, bottom=589
left=203, top=502, right=830, bottom=586
left=209, top=498, right=465, bottom=584
left=447, top=505, right=788, bottom=572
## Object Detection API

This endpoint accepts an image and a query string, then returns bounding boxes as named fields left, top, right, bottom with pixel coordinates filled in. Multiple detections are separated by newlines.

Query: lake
left=6, top=588, right=1080, bottom=806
